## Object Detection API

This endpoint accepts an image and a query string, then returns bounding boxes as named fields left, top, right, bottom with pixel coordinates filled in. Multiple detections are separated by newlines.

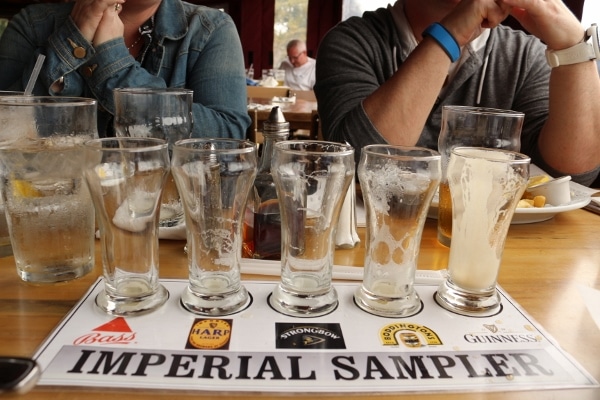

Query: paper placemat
left=33, top=279, right=598, bottom=394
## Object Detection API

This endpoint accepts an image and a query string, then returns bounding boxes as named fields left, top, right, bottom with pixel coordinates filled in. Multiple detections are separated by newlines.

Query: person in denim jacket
left=0, top=0, right=250, bottom=138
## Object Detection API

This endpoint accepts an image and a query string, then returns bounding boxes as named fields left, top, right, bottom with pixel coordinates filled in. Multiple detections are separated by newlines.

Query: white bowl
left=526, top=175, right=572, bottom=206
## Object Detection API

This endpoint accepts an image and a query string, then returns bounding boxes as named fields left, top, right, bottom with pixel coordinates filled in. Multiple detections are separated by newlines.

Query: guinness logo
left=484, top=324, right=498, bottom=333
left=186, top=319, right=232, bottom=350
left=276, top=323, right=346, bottom=349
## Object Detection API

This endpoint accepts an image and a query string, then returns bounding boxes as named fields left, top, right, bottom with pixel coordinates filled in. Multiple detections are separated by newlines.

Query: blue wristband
left=423, top=23, right=461, bottom=62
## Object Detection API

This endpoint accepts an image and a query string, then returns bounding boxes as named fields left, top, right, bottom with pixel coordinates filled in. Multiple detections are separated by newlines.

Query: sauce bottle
left=243, top=106, right=289, bottom=259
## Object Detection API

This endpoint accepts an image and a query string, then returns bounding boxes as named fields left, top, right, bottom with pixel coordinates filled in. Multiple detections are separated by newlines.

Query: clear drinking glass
left=0, top=91, right=24, bottom=258
left=435, top=147, right=530, bottom=316
left=275, top=69, right=286, bottom=86
left=83, top=138, right=170, bottom=316
left=113, top=88, right=193, bottom=227
left=0, top=96, right=97, bottom=283
left=437, top=106, right=523, bottom=247
left=172, top=139, right=257, bottom=316
left=355, top=145, right=440, bottom=317
left=269, top=141, right=354, bottom=317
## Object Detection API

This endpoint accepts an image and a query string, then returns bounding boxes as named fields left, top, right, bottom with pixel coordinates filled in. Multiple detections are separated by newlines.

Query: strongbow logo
left=380, top=323, right=442, bottom=348
left=276, top=323, right=346, bottom=349
left=73, top=317, right=136, bottom=346
left=186, top=319, right=232, bottom=350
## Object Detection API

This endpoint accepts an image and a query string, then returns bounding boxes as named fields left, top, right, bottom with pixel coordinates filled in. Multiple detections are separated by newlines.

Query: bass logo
left=73, top=317, right=136, bottom=346
left=186, top=319, right=232, bottom=350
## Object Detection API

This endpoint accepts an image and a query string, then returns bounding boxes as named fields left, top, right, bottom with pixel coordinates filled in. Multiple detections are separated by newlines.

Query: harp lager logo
left=186, top=319, right=232, bottom=350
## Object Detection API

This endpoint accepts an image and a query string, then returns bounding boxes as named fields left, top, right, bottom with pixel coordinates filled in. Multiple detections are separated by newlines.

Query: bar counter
left=0, top=209, right=598, bottom=399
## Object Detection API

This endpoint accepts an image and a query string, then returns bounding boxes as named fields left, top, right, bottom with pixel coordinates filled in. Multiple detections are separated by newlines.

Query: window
left=581, top=0, right=599, bottom=28
left=342, top=0, right=391, bottom=20
left=274, top=0, right=308, bottom=69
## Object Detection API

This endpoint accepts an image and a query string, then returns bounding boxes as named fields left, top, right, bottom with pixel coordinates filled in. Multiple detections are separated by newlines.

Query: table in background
left=247, top=97, right=319, bottom=142
left=0, top=209, right=599, bottom=400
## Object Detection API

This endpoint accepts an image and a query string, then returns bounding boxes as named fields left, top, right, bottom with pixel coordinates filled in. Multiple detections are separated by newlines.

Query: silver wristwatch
left=545, top=24, right=599, bottom=68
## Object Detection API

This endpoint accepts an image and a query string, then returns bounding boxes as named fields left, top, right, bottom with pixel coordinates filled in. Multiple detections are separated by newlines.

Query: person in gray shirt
left=315, top=0, right=600, bottom=186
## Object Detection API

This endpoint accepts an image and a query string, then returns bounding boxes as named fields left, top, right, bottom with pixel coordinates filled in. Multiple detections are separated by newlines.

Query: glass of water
left=83, top=137, right=170, bottom=316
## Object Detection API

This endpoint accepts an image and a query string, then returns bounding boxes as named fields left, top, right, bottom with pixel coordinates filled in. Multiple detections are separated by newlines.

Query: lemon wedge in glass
left=12, top=180, right=42, bottom=198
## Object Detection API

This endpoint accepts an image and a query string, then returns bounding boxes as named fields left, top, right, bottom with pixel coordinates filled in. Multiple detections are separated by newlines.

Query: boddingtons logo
left=380, top=322, right=443, bottom=348
left=186, top=319, right=232, bottom=350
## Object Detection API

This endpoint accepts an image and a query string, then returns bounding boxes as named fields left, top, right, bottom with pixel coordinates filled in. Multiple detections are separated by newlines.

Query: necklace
left=128, top=34, right=143, bottom=50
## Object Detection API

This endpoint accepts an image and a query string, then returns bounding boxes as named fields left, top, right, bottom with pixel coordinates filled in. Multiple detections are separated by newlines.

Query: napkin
left=259, top=76, right=279, bottom=87
left=335, top=179, right=360, bottom=249
left=578, top=285, right=600, bottom=331
left=271, top=96, right=295, bottom=104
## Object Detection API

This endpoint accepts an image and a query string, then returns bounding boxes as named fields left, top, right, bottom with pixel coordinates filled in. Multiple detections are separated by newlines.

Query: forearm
left=363, top=37, right=451, bottom=146
left=538, top=61, right=600, bottom=173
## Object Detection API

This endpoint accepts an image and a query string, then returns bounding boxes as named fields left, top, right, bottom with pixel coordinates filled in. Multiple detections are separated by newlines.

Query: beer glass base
left=17, top=262, right=93, bottom=284
left=269, top=284, right=338, bottom=318
left=437, top=230, right=451, bottom=247
left=181, top=285, right=251, bottom=316
left=435, top=279, right=502, bottom=317
left=354, top=287, right=423, bottom=318
left=95, top=284, right=169, bottom=316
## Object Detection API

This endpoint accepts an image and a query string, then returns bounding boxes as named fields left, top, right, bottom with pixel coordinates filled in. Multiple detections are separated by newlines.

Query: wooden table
left=1, top=209, right=599, bottom=399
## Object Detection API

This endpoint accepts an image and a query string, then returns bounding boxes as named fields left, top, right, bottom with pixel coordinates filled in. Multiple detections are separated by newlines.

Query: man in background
left=279, top=39, right=316, bottom=90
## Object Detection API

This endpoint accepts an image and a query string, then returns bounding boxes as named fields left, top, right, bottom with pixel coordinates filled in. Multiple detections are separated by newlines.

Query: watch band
left=423, top=23, right=461, bottom=63
left=545, top=25, right=599, bottom=68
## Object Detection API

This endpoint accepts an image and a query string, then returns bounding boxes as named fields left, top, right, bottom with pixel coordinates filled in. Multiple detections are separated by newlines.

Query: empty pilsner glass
left=172, top=139, right=257, bottom=316
left=83, top=138, right=170, bottom=316
left=269, top=141, right=354, bottom=317
left=355, top=145, right=440, bottom=317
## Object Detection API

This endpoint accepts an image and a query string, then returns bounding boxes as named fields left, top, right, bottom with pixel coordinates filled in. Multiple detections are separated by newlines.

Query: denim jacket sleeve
left=0, top=1, right=250, bottom=139
left=0, top=4, right=86, bottom=95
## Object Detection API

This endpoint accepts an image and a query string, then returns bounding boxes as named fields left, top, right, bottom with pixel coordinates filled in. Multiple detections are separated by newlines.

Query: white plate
left=426, top=186, right=592, bottom=224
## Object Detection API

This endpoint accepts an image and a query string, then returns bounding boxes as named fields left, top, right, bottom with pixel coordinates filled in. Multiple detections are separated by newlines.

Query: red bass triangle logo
left=92, top=317, right=133, bottom=333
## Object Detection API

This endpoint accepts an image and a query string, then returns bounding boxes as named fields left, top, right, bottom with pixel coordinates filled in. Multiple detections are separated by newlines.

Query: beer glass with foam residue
left=355, top=145, right=440, bottom=317
left=436, top=147, right=530, bottom=316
